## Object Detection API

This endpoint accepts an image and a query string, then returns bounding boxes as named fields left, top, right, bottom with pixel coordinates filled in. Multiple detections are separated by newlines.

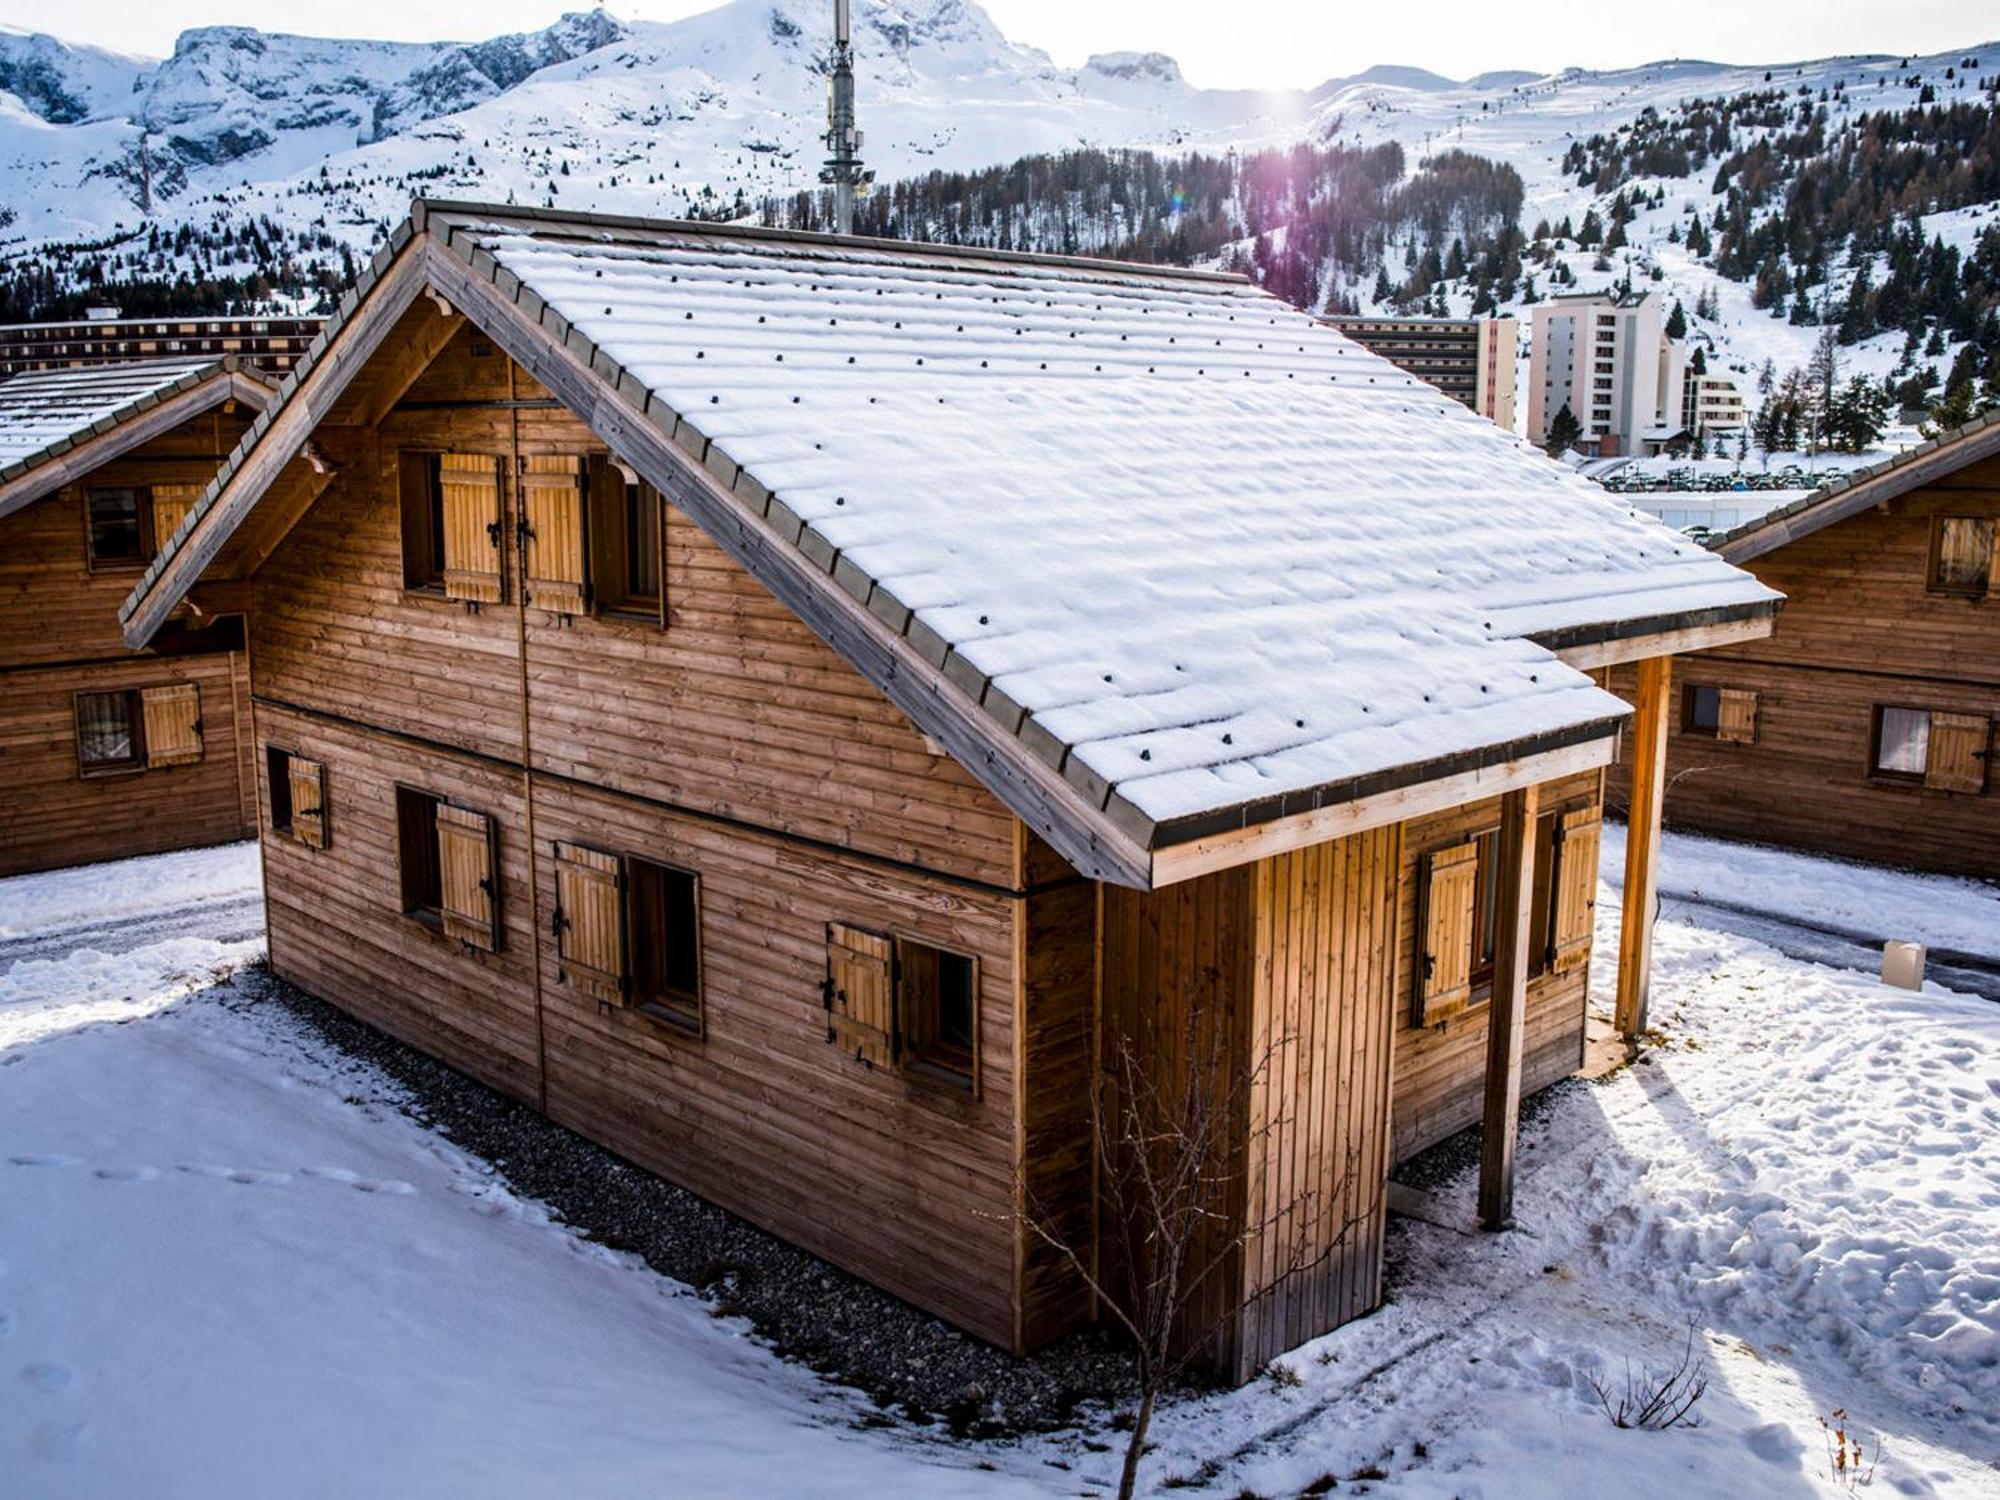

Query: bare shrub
left=1586, top=1323, right=1709, bottom=1430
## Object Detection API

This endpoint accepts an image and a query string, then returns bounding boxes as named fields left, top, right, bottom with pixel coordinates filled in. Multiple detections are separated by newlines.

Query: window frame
left=1681, top=683, right=1723, bottom=737
left=397, top=451, right=448, bottom=595
left=1926, top=514, right=1994, bottom=598
left=1421, top=809, right=1566, bottom=1020
left=267, top=745, right=295, bottom=835
left=83, top=485, right=154, bottom=571
left=73, top=688, right=144, bottom=775
left=625, top=855, right=704, bottom=1037
left=1869, top=705, right=1932, bottom=785
left=395, top=785, right=445, bottom=928
left=587, top=457, right=667, bottom=625
left=894, top=937, right=980, bottom=1094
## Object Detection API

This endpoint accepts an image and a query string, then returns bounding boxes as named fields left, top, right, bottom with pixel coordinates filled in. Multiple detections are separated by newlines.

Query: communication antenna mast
left=819, top=0, right=872, bottom=234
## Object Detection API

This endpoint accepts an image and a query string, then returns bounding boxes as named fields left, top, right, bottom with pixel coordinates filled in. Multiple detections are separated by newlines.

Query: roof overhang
left=120, top=203, right=1749, bottom=890
left=0, top=362, right=273, bottom=522
left=1713, top=412, right=2000, bottom=564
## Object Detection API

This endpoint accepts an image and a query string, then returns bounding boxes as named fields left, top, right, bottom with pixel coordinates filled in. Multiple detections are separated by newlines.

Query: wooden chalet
left=0, top=358, right=271, bottom=876
left=1609, top=416, right=1999, bottom=880
left=120, top=201, right=1778, bottom=1380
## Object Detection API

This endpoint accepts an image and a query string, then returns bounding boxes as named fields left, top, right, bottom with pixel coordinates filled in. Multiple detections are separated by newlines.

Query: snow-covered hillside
left=1, top=2, right=1996, bottom=397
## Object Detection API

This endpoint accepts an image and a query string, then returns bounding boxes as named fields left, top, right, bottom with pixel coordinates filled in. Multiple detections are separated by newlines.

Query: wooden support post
left=1479, top=782, right=1538, bottom=1232
left=1616, top=655, right=1672, bottom=1041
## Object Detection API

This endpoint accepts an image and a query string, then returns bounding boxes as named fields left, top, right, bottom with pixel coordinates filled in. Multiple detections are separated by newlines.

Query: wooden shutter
left=437, top=805, right=501, bottom=951
left=1925, top=713, right=1991, bottom=794
left=1550, top=809, right=1601, bottom=975
left=1716, top=688, right=1759, bottom=745
left=555, top=841, right=626, bottom=1001
left=141, top=683, right=203, bottom=767
left=151, top=483, right=202, bottom=548
left=1415, top=842, right=1479, bottom=1023
left=288, top=756, right=328, bottom=848
left=826, top=922, right=894, bottom=1066
left=439, top=453, right=504, bottom=604
left=522, top=455, right=588, bottom=614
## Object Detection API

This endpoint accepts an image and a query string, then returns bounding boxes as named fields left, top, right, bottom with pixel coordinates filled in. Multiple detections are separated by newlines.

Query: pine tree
left=1665, top=299, right=1688, bottom=339
left=1545, top=402, right=1584, bottom=456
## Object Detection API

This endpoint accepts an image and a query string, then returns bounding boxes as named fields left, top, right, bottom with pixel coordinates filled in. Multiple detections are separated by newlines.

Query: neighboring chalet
left=1610, top=416, right=1999, bottom=879
left=0, top=359, right=271, bottom=876
left=121, top=202, right=1778, bottom=1379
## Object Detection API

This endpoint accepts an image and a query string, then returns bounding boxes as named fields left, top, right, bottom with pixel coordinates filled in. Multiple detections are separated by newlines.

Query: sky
left=6, top=0, right=1993, bottom=89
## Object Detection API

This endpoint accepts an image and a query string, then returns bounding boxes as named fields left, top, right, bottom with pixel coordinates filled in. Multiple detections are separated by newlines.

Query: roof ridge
left=413, top=198, right=1254, bottom=287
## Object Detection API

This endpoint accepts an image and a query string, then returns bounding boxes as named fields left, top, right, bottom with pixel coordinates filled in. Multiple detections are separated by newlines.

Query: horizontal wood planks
left=1608, top=467, right=1999, bottom=879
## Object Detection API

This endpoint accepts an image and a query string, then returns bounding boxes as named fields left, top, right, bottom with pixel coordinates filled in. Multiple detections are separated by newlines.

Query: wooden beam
left=332, top=299, right=465, bottom=429
left=1478, top=781, right=1538, bottom=1231
left=1553, top=613, right=1775, bottom=671
left=1615, top=654, right=1671, bottom=1040
left=1149, top=734, right=1614, bottom=889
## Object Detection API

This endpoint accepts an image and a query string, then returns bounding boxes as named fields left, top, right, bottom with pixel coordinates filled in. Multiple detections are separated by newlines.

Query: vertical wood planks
left=1549, top=807, right=1600, bottom=975
left=289, top=755, right=329, bottom=848
left=140, top=682, right=204, bottom=767
left=1477, top=784, right=1538, bottom=1231
left=439, top=452, right=504, bottom=603
left=438, top=803, right=500, bottom=950
left=1616, top=655, right=1671, bottom=1038
left=1414, top=841, right=1477, bottom=1022
left=555, top=840, right=625, bottom=1001
left=522, top=454, right=588, bottom=614
left=826, top=922, right=894, bottom=1066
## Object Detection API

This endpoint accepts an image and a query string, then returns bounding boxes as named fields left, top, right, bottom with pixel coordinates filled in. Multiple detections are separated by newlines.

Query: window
left=1683, top=685, right=1757, bottom=743
left=628, top=858, right=702, bottom=1032
left=397, top=787, right=444, bottom=923
left=268, top=748, right=328, bottom=848
left=823, top=923, right=979, bottom=1091
left=399, top=452, right=504, bottom=601
left=898, top=939, right=978, bottom=1089
left=552, top=843, right=703, bottom=1033
left=1872, top=706, right=1930, bottom=780
left=75, top=690, right=141, bottom=772
left=1414, top=808, right=1597, bottom=1026
left=1872, top=707, right=1992, bottom=793
left=398, top=453, right=446, bottom=591
left=1928, top=516, right=1995, bottom=597
left=589, top=459, right=666, bottom=622
left=86, top=487, right=151, bottom=567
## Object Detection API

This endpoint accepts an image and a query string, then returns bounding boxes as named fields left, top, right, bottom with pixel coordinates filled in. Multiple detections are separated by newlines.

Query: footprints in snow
left=6, top=1154, right=413, bottom=1196
left=18, top=1363, right=85, bottom=1464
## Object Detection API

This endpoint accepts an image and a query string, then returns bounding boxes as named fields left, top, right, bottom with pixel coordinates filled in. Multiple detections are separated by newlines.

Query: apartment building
left=1683, top=368, right=1747, bottom=439
left=0, top=312, right=322, bottom=380
left=1527, top=291, right=1687, bottom=457
left=1325, top=316, right=1518, bottom=429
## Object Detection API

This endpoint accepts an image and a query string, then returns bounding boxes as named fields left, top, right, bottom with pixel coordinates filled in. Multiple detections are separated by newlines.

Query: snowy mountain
left=2, top=2, right=1997, bottom=418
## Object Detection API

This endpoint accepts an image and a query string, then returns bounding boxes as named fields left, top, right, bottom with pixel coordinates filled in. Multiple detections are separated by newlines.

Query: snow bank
left=0, top=840, right=260, bottom=938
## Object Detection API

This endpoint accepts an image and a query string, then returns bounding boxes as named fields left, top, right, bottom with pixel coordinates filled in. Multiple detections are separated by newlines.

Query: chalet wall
left=1388, top=768, right=1601, bottom=1163
left=0, top=653, right=249, bottom=877
left=1609, top=470, right=2000, bottom=878
left=0, top=412, right=258, bottom=876
left=255, top=703, right=543, bottom=1102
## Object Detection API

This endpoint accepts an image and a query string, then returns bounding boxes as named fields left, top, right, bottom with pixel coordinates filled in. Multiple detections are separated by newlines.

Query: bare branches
left=1586, top=1323, right=1710, bottom=1431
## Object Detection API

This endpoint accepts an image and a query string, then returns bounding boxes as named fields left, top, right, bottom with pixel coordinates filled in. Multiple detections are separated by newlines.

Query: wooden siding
left=1389, top=769, right=1601, bottom=1163
left=0, top=409, right=257, bottom=875
left=1610, top=466, right=2000, bottom=878
left=1240, top=825, right=1400, bottom=1379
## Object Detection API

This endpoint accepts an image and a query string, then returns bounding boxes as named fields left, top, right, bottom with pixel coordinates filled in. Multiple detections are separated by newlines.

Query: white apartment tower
left=1527, top=291, right=1688, bottom=456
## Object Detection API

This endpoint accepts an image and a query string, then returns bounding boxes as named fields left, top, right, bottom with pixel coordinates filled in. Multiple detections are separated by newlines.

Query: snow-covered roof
left=0, top=357, right=272, bottom=519
left=125, top=202, right=1778, bottom=882
left=1713, top=410, right=2000, bottom=564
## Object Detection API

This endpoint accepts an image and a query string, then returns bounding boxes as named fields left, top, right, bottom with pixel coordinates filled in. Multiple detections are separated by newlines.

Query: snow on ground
left=1, top=832, right=1996, bottom=1497
left=0, top=861, right=1042, bottom=1499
